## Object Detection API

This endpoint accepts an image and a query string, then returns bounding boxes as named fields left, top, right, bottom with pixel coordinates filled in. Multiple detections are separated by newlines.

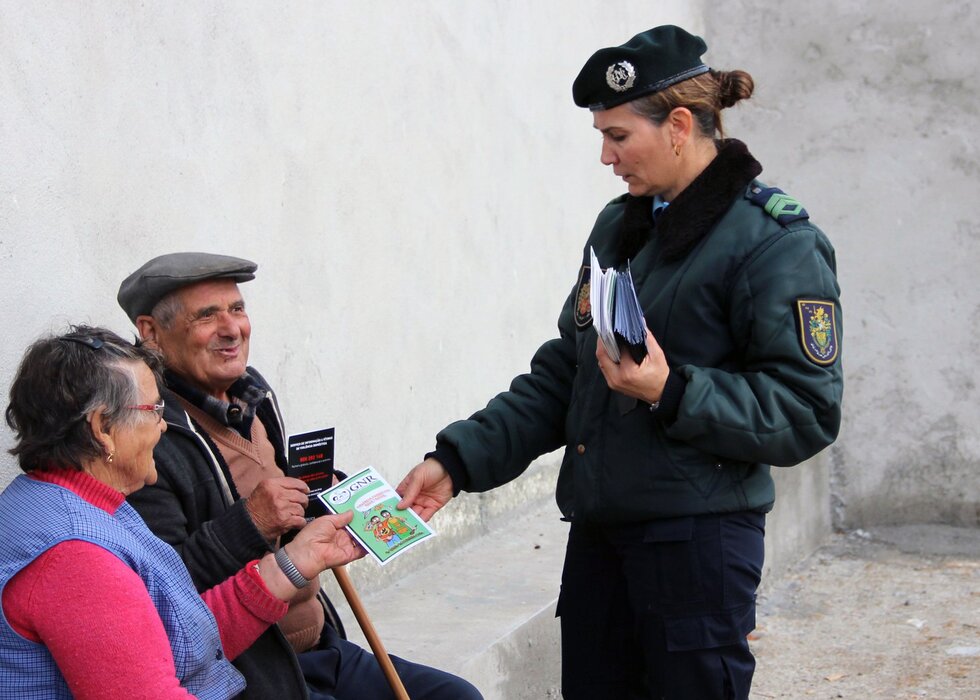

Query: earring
left=673, top=143, right=681, bottom=157
left=106, top=451, right=115, bottom=464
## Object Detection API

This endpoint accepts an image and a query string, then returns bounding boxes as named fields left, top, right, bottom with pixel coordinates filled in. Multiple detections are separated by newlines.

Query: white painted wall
left=0, top=0, right=699, bottom=538
left=3, top=0, right=976, bottom=582
left=707, top=0, right=980, bottom=528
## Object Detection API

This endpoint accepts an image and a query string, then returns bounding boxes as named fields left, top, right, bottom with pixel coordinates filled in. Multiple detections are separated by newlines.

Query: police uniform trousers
left=558, top=511, right=765, bottom=700
left=299, top=624, right=483, bottom=700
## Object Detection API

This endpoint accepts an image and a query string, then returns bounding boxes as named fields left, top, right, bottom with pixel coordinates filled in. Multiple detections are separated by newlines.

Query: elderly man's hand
left=245, top=476, right=310, bottom=541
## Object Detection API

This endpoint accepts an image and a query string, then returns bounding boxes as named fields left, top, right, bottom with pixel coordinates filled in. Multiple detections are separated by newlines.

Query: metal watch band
left=274, top=547, right=309, bottom=589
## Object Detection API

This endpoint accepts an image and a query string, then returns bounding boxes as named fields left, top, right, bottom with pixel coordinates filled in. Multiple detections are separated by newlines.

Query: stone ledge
left=320, top=460, right=834, bottom=699
left=327, top=496, right=567, bottom=699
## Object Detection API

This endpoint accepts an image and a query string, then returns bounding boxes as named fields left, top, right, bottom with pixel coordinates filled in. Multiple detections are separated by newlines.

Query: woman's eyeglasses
left=127, top=402, right=166, bottom=422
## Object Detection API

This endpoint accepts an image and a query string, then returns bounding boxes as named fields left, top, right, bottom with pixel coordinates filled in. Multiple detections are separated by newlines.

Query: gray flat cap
left=117, top=252, right=257, bottom=323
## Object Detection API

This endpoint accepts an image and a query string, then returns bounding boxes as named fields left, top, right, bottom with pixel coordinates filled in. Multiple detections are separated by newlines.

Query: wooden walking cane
left=332, top=565, right=411, bottom=700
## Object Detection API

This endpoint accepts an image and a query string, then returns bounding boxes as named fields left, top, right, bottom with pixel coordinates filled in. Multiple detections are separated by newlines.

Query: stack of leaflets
left=319, top=466, right=435, bottom=566
left=589, top=246, right=648, bottom=364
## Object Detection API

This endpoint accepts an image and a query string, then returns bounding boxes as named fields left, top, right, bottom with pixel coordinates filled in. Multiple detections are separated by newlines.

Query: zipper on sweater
left=168, top=412, right=237, bottom=507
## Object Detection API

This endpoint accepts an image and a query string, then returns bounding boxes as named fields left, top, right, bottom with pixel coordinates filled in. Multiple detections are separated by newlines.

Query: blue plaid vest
left=0, top=475, right=246, bottom=699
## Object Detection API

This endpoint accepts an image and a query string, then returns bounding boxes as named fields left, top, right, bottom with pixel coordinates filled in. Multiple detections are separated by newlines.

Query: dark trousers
left=299, top=626, right=483, bottom=700
left=558, top=512, right=765, bottom=700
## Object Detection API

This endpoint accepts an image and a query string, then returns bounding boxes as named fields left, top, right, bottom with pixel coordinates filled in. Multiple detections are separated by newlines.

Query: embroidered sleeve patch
left=574, top=265, right=592, bottom=328
left=796, top=300, right=839, bottom=365
left=749, top=186, right=809, bottom=225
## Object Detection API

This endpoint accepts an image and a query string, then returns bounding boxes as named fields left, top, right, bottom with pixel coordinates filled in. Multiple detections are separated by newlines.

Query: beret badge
left=573, top=26, right=710, bottom=111
left=605, top=60, right=636, bottom=92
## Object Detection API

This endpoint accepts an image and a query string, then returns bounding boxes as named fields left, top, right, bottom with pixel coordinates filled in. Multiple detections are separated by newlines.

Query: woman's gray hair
left=5, top=325, right=163, bottom=473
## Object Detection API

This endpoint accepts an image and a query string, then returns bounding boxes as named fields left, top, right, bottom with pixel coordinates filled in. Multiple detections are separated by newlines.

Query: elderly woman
left=0, top=326, right=363, bottom=699
left=397, top=25, right=843, bottom=699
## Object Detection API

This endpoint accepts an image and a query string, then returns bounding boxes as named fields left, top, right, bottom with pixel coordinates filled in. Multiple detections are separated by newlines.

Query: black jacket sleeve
left=435, top=290, right=578, bottom=492
left=667, top=224, right=843, bottom=466
left=128, top=418, right=272, bottom=591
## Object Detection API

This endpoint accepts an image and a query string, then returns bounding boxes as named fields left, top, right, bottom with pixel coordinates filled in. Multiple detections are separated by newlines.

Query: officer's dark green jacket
left=434, top=140, right=843, bottom=523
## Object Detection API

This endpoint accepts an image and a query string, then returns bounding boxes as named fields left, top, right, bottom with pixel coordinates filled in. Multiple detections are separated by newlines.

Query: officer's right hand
left=245, top=476, right=310, bottom=541
left=396, top=458, right=453, bottom=522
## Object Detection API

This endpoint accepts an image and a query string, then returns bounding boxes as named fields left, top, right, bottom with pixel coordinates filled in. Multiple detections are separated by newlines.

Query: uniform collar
left=618, top=139, right=763, bottom=263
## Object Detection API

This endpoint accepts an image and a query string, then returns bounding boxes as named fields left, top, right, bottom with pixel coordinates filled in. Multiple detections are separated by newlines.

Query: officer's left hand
left=596, top=327, right=670, bottom=404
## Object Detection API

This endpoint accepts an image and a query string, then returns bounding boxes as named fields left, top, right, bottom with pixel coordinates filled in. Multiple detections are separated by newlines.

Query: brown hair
left=627, top=69, right=754, bottom=138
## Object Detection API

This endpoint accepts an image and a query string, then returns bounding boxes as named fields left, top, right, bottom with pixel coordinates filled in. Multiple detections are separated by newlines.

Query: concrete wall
left=1, top=0, right=697, bottom=577
left=0, top=0, right=678, bottom=486
left=2, top=0, right=976, bottom=612
left=706, top=0, right=980, bottom=529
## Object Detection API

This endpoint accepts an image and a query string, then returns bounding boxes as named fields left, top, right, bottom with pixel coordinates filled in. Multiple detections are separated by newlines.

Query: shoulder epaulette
left=747, top=185, right=809, bottom=225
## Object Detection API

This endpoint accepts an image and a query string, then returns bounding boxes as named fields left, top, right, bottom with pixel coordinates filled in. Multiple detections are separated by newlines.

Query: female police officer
left=397, top=25, right=842, bottom=699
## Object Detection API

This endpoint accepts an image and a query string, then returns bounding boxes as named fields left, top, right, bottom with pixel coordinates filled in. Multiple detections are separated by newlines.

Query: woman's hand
left=395, top=457, right=454, bottom=522
left=257, top=512, right=365, bottom=600
left=286, top=511, right=365, bottom=575
left=596, top=327, right=670, bottom=404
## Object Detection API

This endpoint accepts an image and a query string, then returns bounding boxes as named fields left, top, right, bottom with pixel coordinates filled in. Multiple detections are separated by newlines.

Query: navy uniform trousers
left=558, top=511, right=765, bottom=700
left=299, top=625, right=483, bottom=700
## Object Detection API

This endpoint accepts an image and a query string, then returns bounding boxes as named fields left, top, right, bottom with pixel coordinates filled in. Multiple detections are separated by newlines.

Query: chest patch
left=574, top=265, right=592, bottom=328
left=749, top=186, right=809, bottom=225
left=796, top=299, right=839, bottom=365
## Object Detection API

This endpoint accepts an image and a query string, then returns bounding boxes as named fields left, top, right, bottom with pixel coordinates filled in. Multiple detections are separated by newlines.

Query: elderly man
left=118, top=252, right=481, bottom=700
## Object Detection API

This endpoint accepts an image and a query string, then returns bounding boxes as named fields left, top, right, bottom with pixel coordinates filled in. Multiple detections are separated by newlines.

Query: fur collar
left=617, top=139, right=763, bottom=263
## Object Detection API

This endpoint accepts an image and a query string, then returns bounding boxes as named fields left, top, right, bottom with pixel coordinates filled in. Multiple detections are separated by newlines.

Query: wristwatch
left=274, top=547, right=309, bottom=589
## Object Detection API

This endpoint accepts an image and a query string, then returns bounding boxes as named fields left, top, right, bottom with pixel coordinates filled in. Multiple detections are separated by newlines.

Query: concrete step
left=323, top=497, right=567, bottom=699
left=315, top=458, right=833, bottom=699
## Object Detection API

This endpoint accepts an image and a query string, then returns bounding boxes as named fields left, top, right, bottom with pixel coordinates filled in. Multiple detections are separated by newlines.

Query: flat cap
left=572, top=25, right=709, bottom=111
left=117, top=252, right=257, bottom=323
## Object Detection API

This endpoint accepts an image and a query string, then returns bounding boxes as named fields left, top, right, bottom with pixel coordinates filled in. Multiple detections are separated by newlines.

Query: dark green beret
left=117, top=252, right=257, bottom=323
left=572, top=25, right=710, bottom=111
